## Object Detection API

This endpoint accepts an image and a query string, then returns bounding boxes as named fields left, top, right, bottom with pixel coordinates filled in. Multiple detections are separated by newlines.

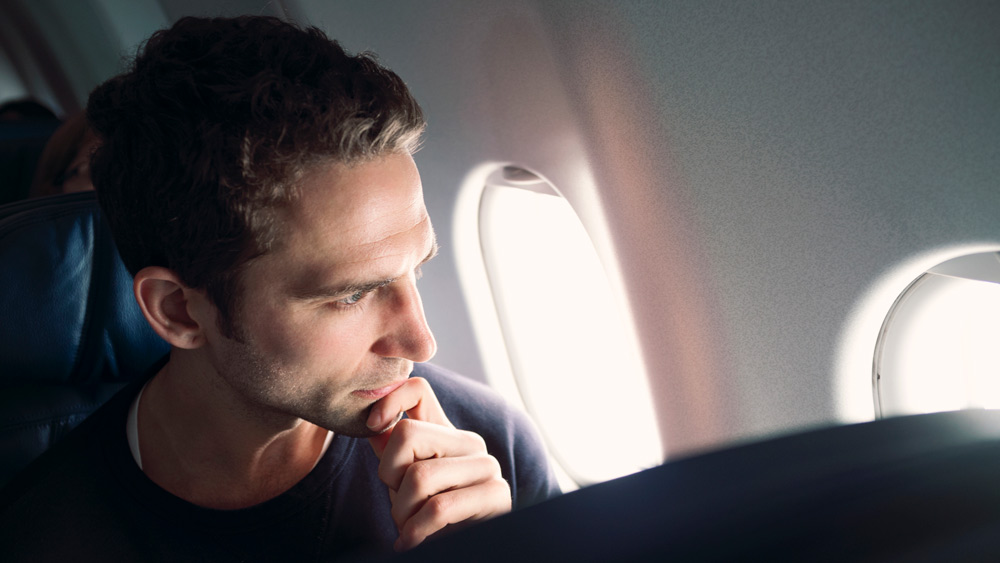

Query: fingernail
left=367, top=407, right=383, bottom=430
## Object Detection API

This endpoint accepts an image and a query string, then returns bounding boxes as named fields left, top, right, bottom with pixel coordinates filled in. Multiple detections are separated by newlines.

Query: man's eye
left=339, top=290, right=367, bottom=306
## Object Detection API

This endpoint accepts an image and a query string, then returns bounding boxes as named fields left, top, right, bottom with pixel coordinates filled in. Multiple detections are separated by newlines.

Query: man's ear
left=133, top=266, right=209, bottom=349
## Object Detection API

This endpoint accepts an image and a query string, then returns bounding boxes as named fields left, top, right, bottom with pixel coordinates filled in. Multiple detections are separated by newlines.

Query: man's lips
left=352, top=380, right=407, bottom=401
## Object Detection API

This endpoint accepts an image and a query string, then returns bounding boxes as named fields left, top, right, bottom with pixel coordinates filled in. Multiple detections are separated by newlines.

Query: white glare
left=879, top=273, right=1000, bottom=416
left=480, top=186, right=662, bottom=485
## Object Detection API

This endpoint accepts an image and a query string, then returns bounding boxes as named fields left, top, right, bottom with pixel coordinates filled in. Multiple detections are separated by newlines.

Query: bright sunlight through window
left=875, top=252, right=1000, bottom=417
left=478, top=166, right=661, bottom=486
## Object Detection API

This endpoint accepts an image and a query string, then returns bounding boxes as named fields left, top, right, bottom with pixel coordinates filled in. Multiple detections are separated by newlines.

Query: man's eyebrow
left=291, top=237, right=439, bottom=302
left=421, top=237, right=440, bottom=267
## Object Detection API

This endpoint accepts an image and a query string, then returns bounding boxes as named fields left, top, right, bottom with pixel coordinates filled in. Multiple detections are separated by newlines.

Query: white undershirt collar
left=125, top=381, right=334, bottom=471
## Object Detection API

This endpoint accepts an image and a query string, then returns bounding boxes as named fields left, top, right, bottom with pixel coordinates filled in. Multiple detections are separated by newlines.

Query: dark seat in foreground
left=0, top=191, right=168, bottom=488
left=388, top=408, right=1000, bottom=561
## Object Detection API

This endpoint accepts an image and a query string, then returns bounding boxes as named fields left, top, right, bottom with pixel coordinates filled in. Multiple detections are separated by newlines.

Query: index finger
left=366, top=377, right=452, bottom=433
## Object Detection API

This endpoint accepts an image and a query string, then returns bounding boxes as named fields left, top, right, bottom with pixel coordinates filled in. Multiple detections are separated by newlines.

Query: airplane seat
left=0, top=119, right=61, bottom=206
left=0, top=191, right=169, bottom=488
left=388, top=409, right=1000, bottom=562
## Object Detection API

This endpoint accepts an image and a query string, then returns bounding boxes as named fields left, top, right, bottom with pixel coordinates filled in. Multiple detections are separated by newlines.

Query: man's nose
left=371, top=278, right=437, bottom=363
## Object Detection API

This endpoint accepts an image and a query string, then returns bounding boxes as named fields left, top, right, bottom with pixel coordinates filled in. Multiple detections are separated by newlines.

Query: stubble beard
left=214, top=332, right=409, bottom=439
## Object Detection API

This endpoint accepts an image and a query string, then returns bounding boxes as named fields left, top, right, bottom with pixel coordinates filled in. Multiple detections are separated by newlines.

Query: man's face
left=203, top=152, right=438, bottom=437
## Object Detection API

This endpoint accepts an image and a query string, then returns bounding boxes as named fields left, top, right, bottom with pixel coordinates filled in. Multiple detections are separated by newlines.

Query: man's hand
left=366, top=377, right=512, bottom=551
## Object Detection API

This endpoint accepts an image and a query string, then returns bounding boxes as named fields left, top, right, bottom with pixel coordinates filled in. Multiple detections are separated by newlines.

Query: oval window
left=476, top=166, right=662, bottom=486
left=875, top=252, right=1000, bottom=417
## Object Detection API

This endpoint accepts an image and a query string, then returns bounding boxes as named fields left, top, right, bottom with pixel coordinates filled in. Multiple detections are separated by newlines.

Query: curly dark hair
left=86, top=16, right=425, bottom=338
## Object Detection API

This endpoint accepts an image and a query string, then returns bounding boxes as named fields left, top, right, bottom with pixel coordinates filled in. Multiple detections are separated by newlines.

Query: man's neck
left=136, top=351, right=331, bottom=510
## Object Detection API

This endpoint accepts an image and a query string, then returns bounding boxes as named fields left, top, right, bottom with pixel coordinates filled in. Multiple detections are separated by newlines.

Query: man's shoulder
left=0, top=380, right=139, bottom=526
left=411, top=363, right=517, bottom=426
left=0, top=394, right=128, bottom=559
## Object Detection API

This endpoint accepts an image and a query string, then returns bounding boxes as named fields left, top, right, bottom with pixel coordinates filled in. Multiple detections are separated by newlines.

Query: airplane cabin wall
left=605, top=0, right=1000, bottom=448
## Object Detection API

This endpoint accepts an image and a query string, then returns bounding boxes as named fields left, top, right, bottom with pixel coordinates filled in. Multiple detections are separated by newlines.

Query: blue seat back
left=0, top=191, right=169, bottom=487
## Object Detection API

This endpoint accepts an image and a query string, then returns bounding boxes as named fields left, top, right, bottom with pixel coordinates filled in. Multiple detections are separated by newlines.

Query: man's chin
left=314, top=417, right=376, bottom=439
left=331, top=425, right=382, bottom=439
left=311, top=405, right=390, bottom=439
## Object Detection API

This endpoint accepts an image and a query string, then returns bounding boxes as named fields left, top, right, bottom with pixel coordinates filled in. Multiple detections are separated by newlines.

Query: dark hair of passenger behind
left=86, top=16, right=425, bottom=337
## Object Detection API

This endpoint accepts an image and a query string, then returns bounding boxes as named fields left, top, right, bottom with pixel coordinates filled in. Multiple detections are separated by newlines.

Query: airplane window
left=473, top=165, right=662, bottom=487
left=874, top=252, right=1000, bottom=418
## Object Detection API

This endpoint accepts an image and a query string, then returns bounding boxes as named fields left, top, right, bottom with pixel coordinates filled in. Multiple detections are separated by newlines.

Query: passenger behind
left=29, top=112, right=97, bottom=197
left=0, top=98, right=60, bottom=205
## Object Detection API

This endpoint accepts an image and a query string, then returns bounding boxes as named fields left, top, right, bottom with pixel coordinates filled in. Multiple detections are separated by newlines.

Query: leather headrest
left=0, top=192, right=168, bottom=385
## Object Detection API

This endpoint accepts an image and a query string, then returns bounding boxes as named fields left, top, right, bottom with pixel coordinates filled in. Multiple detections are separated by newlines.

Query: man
left=0, top=15, right=559, bottom=561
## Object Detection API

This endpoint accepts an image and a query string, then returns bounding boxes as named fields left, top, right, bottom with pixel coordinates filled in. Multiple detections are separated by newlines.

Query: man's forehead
left=279, top=218, right=438, bottom=301
left=290, top=155, right=422, bottom=225
left=307, top=215, right=436, bottom=271
left=252, top=153, right=433, bottom=286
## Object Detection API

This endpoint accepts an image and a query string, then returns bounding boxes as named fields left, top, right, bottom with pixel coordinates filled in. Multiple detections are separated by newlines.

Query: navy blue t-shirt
left=0, top=362, right=560, bottom=561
